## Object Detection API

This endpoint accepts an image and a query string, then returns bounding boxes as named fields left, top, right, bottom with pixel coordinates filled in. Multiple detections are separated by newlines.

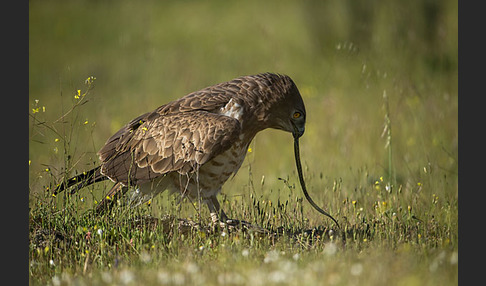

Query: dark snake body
left=293, top=137, right=340, bottom=228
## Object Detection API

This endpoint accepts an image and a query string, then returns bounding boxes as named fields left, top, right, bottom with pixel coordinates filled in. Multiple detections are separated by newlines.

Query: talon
left=219, top=221, right=227, bottom=229
left=225, top=219, right=240, bottom=226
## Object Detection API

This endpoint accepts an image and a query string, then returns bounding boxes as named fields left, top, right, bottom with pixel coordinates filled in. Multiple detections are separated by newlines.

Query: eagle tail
left=51, top=166, right=106, bottom=195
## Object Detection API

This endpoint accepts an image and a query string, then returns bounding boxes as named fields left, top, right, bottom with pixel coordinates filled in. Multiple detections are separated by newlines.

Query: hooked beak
left=291, top=122, right=305, bottom=139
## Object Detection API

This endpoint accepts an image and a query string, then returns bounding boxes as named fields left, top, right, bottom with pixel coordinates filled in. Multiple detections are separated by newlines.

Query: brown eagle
left=54, top=72, right=306, bottom=225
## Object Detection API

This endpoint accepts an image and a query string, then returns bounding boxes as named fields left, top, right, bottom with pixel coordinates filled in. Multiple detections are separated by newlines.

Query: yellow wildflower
left=85, top=76, right=96, bottom=85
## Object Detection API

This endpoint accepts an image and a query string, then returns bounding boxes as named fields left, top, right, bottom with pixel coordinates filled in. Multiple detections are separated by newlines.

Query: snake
left=293, top=134, right=340, bottom=228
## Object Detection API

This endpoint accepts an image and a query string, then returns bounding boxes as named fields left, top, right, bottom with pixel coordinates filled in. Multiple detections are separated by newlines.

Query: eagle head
left=259, top=73, right=306, bottom=139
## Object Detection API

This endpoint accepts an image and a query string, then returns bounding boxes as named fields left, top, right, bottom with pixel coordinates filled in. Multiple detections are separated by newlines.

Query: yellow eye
left=293, top=112, right=301, bottom=119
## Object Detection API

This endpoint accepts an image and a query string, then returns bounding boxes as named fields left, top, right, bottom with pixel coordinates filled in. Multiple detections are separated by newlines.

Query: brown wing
left=97, top=110, right=241, bottom=186
left=96, top=73, right=287, bottom=185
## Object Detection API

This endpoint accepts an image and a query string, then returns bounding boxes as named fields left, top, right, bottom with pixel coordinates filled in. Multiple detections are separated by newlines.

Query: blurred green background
left=29, top=0, right=457, bottom=205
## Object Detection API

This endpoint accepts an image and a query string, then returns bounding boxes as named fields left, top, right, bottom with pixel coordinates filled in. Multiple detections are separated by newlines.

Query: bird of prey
left=54, top=72, right=306, bottom=225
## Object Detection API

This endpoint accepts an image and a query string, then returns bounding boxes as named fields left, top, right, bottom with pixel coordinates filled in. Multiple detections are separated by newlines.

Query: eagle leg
left=205, top=195, right=229, bottom=228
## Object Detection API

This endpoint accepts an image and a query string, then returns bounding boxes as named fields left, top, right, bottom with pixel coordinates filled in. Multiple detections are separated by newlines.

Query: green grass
left=29, top=0, right=457, bottom=285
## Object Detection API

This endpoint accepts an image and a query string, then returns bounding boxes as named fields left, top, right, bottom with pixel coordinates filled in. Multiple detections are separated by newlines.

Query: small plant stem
left=382, top=90, right=395, bottom=189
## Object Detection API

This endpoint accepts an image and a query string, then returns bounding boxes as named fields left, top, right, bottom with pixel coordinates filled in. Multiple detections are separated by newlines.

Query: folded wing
left=98, top=110, right=241, bottom=186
